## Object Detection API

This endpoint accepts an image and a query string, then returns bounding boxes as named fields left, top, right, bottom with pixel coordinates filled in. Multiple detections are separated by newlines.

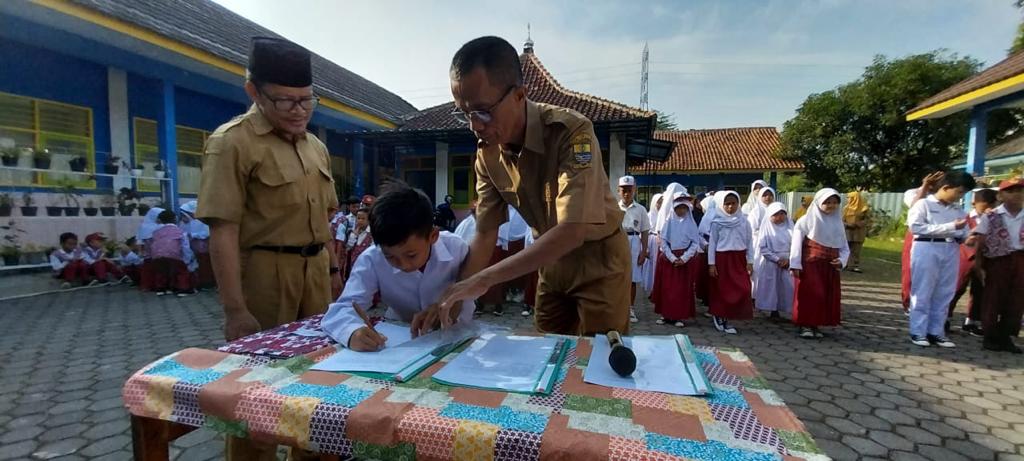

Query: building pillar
left=370, top=145, right=379, bottom=195
left=157, top=80, right=178, bottom=207
left=609, top=133, right=626, bottom=194
left=769, top=171, right=778, bottom=190
left=353, top=139, right=364, bottom=197
left=317, top=126, right=327, bottom=143
left=435, top=141, right=449, bottom=205
left=107, top=67, right=132, bottom=193
left=966, top=107, right=987, bottom=176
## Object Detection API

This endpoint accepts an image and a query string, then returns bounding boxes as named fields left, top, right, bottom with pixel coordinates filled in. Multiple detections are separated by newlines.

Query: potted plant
left=1, top=147, right=18, bottom=167
left=100, top=192, right=116, bottom=217
left=153, top=161, right=166, bottom=179
left=33, top=148, right=51, bottom=169
left=0, top=193, right=11, bottom=217
left=131, top=165, right=144, bottom=177
left=1, top=220, right=24, bottom=266
left=117, top=187, right=140, bottom=216
left=20, top=192, right=37, bottom=217
left=45, top=198, right=63, bottom=217
left=57, top=181, right=81, bottom=216
left=83, top=199, right=98, bottom=216
left=103, top=238, right=119, bottom=258
left=68, top=155, right=88, bottom=172
left=103, top=156, right=121, bottom=175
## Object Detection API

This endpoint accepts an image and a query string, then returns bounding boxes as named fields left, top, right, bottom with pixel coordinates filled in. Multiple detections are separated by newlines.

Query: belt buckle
left=300, top=244, right=320, bottom=257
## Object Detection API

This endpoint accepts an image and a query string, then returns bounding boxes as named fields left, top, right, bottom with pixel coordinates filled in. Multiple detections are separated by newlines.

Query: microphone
left=606, top=330, right=636, bottom=377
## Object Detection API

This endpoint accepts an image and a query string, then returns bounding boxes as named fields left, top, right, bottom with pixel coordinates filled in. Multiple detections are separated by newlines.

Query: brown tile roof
left=909, top=50, right=1024, bottom=116
left=639, top=128, right=803, bottom=173
left=397, top=50, right=654, bottom=131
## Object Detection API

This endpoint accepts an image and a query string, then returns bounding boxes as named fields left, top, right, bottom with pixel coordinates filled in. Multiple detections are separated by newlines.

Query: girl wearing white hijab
left=135, top=207, right=165, bottom=291
left=180, top=201, right=215, bottom=289
left=754, top=202, right=794, bottom=318
left=741, top=179, right=769, bottom=215
left=707, top=191, right=754, bottom=334
left=694, top=192, right=717, bottom=306
left=747, top=187, right=776, bottom=294
left=641, top=193, right=664, bottom=296
left=790, top=188, right=849, bottom=339
left=651, top=193, right=701, bottom=327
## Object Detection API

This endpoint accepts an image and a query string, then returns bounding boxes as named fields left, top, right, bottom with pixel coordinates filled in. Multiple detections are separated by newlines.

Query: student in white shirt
left=321, top=181, right=473, bottom=351
left=454, top=200, right=478, bottom=243
left=707, top=191, right=754, bottom=334
left=972, top=178, right=1024, bottom=354
left=617, top=175, right=651, bottom=323
left=906, top=171, right=975, bottom=348
left=651, top=192, right=699, bottom=327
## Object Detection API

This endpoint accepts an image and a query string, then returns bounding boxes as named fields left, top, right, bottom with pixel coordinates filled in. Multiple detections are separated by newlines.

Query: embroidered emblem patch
left=571, top=132, right=592, bottom=168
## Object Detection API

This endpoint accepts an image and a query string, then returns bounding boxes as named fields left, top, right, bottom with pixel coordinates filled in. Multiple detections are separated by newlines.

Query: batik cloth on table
left=125, top=330, right=829, bottom=461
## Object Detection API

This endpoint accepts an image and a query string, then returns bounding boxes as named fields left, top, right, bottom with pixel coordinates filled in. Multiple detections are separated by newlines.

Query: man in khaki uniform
left=434, top=36, right=631, bottom=335
left=196, top=37, right=340, bottom=459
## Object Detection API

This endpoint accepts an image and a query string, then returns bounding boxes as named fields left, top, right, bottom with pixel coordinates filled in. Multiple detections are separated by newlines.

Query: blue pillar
left=157, top=80, right=178, bottom=207
left=353, top=139, right=364, bottom=197
left=769, top=172, right=778, bottom=190
left=716, top=174, right=725, bottom=190
left=966, top=106, right=987, bottom=176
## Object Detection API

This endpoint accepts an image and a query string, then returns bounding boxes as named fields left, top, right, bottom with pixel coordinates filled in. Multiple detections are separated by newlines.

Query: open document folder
left=431, top=333, right=569, bottom=395
left=584, top=334, right=711, bottom=396
left=310, top=322, right=477, bottom=382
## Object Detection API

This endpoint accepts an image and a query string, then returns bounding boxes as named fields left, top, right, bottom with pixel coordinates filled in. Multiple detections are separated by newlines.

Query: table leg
left=130, top=415, right=195, bottom=461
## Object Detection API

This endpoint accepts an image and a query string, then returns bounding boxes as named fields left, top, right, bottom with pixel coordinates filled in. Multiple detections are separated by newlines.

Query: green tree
left=779, top=51, right=1018, bottom=191
left=653, top=109, right=678, bottom=131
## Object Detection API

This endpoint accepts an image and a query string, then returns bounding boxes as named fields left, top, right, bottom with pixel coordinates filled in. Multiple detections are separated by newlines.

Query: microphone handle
left=607, top=330, right=624, bottom=348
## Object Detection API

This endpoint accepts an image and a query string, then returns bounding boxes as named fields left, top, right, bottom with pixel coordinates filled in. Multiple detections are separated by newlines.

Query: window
left=0, top=91, right=95, bottom=189
left=133, top=118, right=210, bottom=195
left=449, top=154, right=475, bottom=206
left=401, top=156, right=435, bottom=201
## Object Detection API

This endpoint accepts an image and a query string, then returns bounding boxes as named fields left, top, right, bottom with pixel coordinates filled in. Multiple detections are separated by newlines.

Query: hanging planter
left=1, top=147, right=17, bottom=167
left=131, top=168, right=144, bottom=177
left=45, top=206, right=63, bottom=217
left=138, top=203, right=151, bottom=216
left=83, top=200, right=98, bottom=216
left=33, top=148, right=51, bottom=170
left=68, top=156, right=88, bottom=172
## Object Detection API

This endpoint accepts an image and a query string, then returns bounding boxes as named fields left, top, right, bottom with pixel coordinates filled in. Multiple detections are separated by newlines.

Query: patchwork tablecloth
left=123, top=336, right=828, bottom=460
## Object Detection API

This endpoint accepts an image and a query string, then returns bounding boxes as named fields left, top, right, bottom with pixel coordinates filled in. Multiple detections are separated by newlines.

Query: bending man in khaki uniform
left=432, top=36, right=631, bottom=335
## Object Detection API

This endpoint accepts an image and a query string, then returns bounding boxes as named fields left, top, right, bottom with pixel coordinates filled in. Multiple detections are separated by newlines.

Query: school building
left=632, top=127, right=804, bottom=202
left=908, top=48, right=1024, bottom=182
left=0, top=0, right=415, bottom=212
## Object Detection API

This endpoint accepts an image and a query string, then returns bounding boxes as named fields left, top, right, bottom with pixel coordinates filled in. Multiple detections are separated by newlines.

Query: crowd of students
left=50, top=200, right=214, bottom=296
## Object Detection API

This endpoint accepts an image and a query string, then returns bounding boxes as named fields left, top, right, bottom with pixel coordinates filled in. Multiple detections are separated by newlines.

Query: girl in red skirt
left=652, top=193, right=700, bottom=327
left=791, top=188, right=850, bottom=339
left=708, top=191, right=754, bottom=334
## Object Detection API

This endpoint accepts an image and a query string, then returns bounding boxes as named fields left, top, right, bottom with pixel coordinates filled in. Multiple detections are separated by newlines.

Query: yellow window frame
left=448, top=153, right=476, bottom=207
left=133, top=118, right=210, bottom=194
left=0, top=91, right=95, bottom=189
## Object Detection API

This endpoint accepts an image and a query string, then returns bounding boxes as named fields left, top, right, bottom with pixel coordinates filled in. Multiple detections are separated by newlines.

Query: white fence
left=779, top=191, right=906, bottom=219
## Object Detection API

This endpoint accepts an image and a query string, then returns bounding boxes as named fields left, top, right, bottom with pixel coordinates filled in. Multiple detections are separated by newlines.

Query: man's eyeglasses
left=259, top=89, right=320, bottom=112
left=451, top=86, right=516, bottom=125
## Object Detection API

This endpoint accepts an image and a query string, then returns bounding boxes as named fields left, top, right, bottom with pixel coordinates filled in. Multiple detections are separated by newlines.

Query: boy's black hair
left=157, top=209, right=177, bottom=225
left=355, top=208, right=370, bottom=216
left=370, top=180, right=434, bottom=247
left=939, top=171, right=978, bottom=191
left=59, top=232, right=78, bottom=245
left=125, top=237, right=137, bottom=246
left=974, top=189, right=998, bottom=204
left=450, top=36, right=523, bottom=88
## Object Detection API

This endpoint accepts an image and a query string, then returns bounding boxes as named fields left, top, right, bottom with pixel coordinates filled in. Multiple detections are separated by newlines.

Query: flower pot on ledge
left=45, top=206, right=62, bottom=217
left=99, top=207, right=116, bottom=217
left=64, top=207, right=80, bottom=217
left=20, top=206, right=38, bottom=217
left=83, top=207, right=99, bottom=217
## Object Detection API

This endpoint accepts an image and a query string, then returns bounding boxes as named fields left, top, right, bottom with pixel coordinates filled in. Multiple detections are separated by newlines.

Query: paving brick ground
left=0, top=278, right=1021, bottom=460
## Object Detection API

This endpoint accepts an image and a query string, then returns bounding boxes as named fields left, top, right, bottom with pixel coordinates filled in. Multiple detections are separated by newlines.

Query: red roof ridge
left=521, top=52, right=654, bottom=120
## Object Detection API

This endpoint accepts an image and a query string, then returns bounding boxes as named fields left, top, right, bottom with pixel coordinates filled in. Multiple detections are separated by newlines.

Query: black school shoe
left=962, top=323, right=984, bottom=337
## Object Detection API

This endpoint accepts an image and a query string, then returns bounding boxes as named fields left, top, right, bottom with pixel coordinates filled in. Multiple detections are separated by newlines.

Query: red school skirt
left=709, top=250, right=753, bottom=320
left=652, top=250, right=696, bottom=320
left=793, top=239, right=842, bottom=327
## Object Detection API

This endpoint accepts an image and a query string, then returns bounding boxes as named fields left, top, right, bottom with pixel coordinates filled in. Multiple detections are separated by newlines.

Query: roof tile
left=640, top=128, right=802, bottom=173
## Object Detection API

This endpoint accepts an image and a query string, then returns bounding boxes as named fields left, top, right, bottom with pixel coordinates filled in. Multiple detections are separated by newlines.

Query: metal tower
left=640, top=42, right=649, bottom=111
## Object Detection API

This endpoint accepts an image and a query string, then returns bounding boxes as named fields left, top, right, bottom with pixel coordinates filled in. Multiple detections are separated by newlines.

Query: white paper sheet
left=310, top=322, right=474, bottom=375
left=432, top=334, right=562, bottom=394
left=583, top=334, right=708, bottom=396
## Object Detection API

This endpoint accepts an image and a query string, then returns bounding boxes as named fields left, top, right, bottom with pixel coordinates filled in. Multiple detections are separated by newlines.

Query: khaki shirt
left=196, top=104, right=338, bottom=249
left=474, top=100, right=623, bottom=241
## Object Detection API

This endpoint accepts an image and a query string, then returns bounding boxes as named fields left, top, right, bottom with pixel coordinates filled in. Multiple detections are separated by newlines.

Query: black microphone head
left=609, top=345, right=637, bottom=377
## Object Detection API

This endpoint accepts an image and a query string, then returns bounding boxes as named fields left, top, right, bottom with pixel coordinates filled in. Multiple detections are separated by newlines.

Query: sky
left=213, top=0, right=1021, bottom=130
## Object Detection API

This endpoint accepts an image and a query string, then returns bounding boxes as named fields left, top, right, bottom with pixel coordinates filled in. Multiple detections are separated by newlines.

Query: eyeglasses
left=259, top=89, right=320, bottom=112
left=451, top=86, right=516, bottom=125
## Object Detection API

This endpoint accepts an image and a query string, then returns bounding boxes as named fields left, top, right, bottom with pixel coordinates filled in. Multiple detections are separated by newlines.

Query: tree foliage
left=779, top=51, right=1019, bottom=191
left=653, top=109, right=678, bottom=131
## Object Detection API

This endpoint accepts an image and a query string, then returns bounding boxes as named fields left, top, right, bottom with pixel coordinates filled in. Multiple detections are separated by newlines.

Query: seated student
left=148, top=209, right=196, bottom=297
left=82, top=232, right=125, bottom=284
left=136, top=207, right=165, bottom=291
left=119, top=237, right=144, bottom=285
left=651, top=192, right=700, bottom=327
left=321, top=181, right=473, bottom=351
left=180, top=201, right=214, bottom=289
left=50, top=232, right=88, bottom=288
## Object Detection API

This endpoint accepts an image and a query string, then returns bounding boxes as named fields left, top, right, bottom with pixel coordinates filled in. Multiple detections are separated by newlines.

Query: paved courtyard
left=0, top=277, right=1022, bottom=460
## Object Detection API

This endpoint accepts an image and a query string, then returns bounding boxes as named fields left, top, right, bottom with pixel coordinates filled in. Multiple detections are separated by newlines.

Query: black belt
left=626, top=231, right=641, bottom=236
left=914, top=237, right=957, bottom=243
left=252, top=243, right=325, bottom=257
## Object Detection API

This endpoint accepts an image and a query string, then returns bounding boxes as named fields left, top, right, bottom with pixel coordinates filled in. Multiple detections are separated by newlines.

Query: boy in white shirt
left=973, top=178, right=1024, bottom=354
left=321, top=181, right=473, bottom=351
left=907, top=171, right=975, bottom=348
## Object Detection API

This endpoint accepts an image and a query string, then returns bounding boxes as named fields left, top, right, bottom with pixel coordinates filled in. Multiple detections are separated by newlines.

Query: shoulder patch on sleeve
left=571, top=131, right=593, bottom=169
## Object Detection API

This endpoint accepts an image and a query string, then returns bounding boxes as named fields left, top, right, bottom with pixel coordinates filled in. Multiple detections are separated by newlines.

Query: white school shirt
left=497, top=207, right=529, bottom=250
left=619, top=200, right=652, bottom=234
left=659, top=216, right=699, bottom=263
left=82, top=247, right=105, bottom=265
left=907, top=195, right=968, bottom=240
left=49, top=248, right=81, bottom=271
left=707, top=222, right=754, bottom=265
left=973, top=205, right=1024, bottom=250
left=120, top=251, right=143, bottom=266
left=321, top=232, right=474, bottom=347
left=454, top=214, right=477, bottom=243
